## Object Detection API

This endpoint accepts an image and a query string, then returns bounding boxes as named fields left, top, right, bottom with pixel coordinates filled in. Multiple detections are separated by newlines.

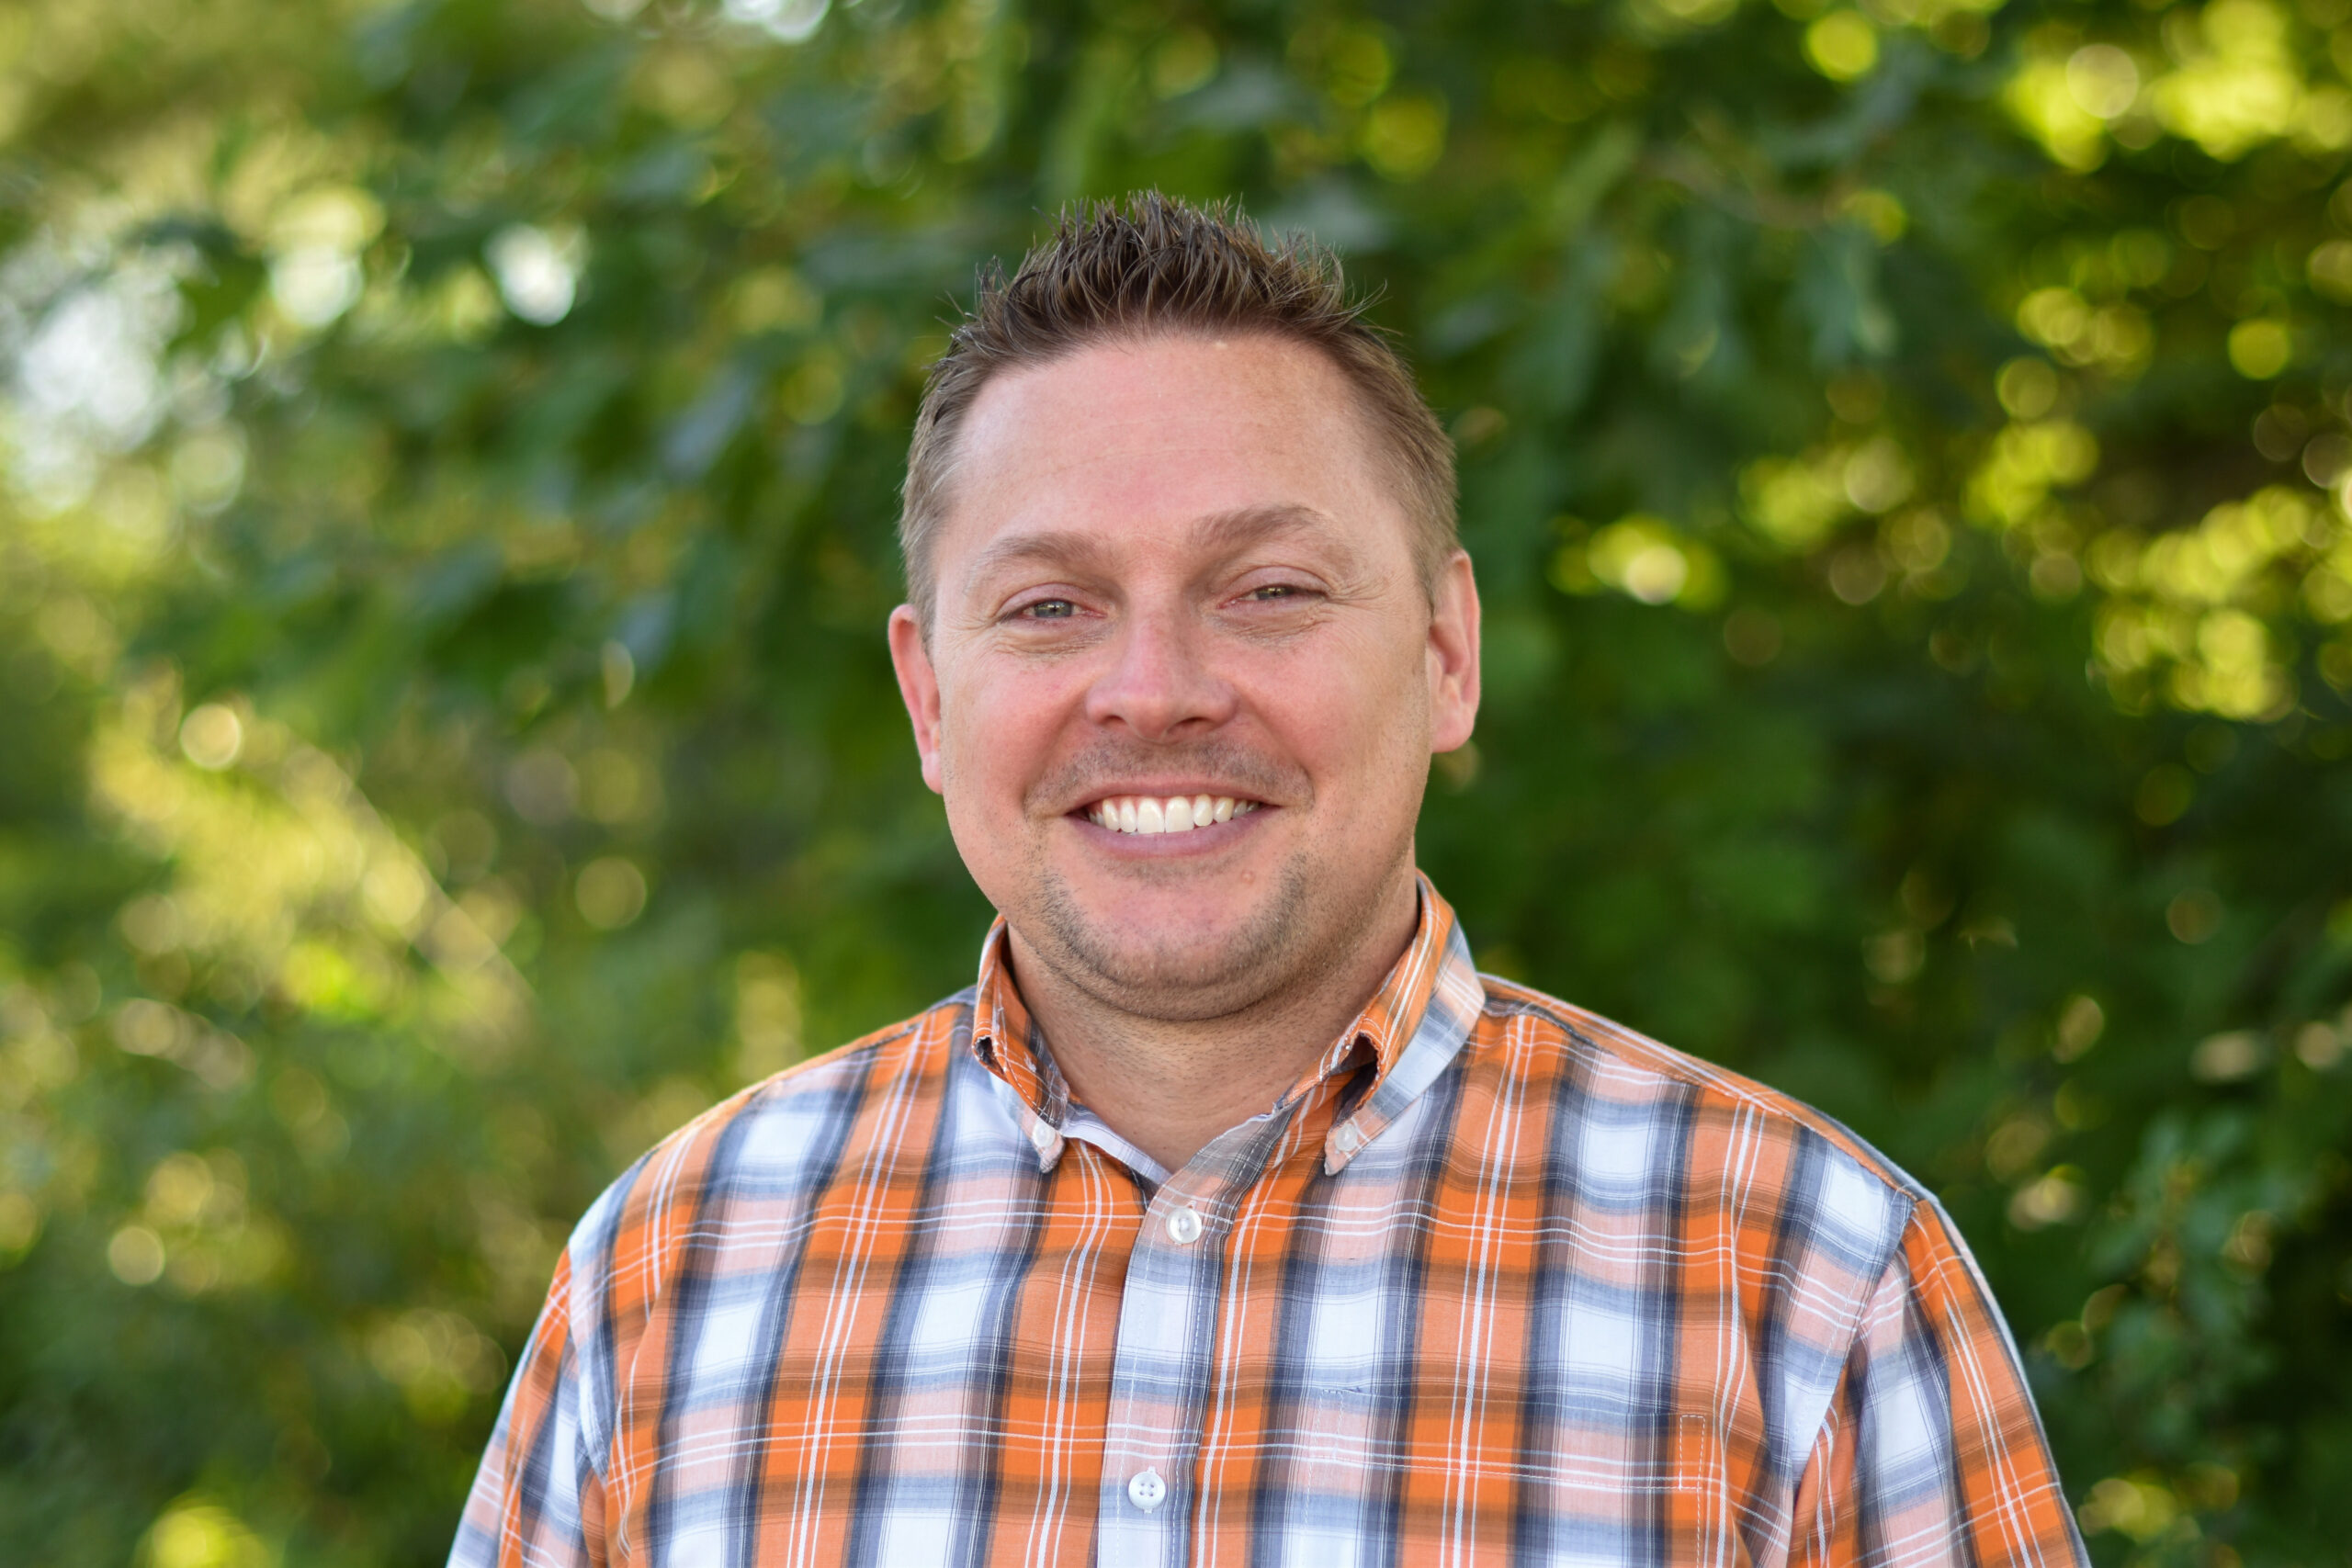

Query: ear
left=888, top=604, right=947, bottom=795
left=1426, top=550, right=1481, bottom=756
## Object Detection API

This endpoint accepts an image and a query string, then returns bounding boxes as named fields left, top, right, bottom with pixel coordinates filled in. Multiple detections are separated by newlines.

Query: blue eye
left=1023, top=599, right=1078, bottom=619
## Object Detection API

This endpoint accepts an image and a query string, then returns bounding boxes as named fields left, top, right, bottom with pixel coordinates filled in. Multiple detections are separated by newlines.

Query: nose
left=1082, top=604, right=1237, bottom=742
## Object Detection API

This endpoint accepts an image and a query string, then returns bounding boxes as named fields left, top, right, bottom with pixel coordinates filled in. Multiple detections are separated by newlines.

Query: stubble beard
left=1020, top=829, right=1414, bottom=1026
left=960, top=734, right=1421, bottom=1027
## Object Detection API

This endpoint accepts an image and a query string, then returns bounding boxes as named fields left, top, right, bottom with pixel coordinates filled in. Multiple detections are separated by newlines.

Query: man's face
left=888, top=334, right=1479, bottom=1022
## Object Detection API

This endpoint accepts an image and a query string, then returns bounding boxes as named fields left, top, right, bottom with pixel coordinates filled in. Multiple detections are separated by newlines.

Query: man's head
left=888, top=194, right=1479, bottom=1027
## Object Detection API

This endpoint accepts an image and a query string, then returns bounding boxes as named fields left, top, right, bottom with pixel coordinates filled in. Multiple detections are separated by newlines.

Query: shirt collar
left=967, top=872, right=1486, bottom=1175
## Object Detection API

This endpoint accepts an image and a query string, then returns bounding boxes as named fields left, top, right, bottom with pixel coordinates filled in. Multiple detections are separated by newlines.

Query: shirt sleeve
left=447, top=1247, right=611, bottom=1568
left=1790, top=1194, right=2089, bottom=1568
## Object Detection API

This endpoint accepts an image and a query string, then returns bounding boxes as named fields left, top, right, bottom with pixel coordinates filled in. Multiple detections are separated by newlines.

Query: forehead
left=936, top=334, right=1409, bottom=583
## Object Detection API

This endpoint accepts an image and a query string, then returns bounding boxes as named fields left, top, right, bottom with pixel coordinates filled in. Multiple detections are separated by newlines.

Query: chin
left=1076, top=877, right=1256, bottom=930
left=1024, top=863, right=1315, bottom=1016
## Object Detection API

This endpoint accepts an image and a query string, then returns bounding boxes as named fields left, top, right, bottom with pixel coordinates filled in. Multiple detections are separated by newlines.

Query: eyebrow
left=956, top=503, right=1351, bottom=599
left=1193, top=502, right=1344, bottom=560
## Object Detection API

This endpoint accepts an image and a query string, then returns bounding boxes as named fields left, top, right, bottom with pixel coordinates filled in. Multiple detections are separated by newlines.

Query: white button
left=1126, top=1468, right=1168, bottom=1511
left=1330, top=1122, right=1363, bottom=1156
left=1165, top=1206, right=1204, bottom=1245
left=1029, top=1122, right=1056, bottom=1151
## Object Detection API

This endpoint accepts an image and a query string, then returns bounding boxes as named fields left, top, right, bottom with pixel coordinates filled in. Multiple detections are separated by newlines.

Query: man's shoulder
left=1474, top=972, right=1931, bottom=1214
left=750, top=989, right=971, bottom=1101
left=669, top=986, right=971, bottom=1152
left=563, top=990, right=976, bottom=1261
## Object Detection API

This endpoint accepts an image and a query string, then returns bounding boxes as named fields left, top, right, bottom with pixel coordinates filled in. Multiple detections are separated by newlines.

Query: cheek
left=1250, top=637, right=1429, bottom=788
left=939, top=659, right=1085, bottom=787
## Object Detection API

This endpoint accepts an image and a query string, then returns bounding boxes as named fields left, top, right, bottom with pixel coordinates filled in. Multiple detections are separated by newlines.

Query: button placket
left=1097, top=1105, right=1306, bottom=1568
left=1093, top=1183, right=1229, bottom=1564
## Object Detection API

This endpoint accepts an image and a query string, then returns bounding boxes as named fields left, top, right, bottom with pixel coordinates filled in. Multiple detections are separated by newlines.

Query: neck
left=1003, top=871, right=1422, bottom=1173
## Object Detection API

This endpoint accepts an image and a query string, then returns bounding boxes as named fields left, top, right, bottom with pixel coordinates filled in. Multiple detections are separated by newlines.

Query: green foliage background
left=3, top=0, right=2351, bottom=1561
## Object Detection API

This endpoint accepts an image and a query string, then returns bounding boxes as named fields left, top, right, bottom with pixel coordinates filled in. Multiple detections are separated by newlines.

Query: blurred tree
left=1, top=0, right=2349, bottom=1562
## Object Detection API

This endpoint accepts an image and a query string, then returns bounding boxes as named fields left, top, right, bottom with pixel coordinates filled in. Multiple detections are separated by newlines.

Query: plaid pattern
left=453, top=876, right=2085, bottom=1568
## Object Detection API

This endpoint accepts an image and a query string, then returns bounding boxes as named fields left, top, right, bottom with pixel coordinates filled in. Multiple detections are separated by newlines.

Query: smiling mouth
left=1081, top=793, right=1263, bottom=836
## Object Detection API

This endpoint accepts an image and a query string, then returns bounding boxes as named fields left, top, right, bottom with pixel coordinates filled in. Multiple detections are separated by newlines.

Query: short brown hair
left=899, top=192, right=1457, bottom=621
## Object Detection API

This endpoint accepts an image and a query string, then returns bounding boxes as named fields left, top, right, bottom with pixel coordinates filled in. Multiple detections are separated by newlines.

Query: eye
left=1017, top=597, right=1080, bottom=620
left=1237, top=581, right=1319, bottom=605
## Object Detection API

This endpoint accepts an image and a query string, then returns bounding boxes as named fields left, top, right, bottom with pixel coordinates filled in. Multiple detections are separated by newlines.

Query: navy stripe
left=707, top=1055, right=876, bottom=1568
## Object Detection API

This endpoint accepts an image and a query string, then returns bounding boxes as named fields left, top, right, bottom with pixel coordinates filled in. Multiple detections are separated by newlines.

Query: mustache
left=1029, top=739, right=1306, bottom=811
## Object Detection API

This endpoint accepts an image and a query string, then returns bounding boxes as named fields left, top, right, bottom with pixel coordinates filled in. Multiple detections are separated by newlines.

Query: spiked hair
left=898, top=192, right=1457, bottom=621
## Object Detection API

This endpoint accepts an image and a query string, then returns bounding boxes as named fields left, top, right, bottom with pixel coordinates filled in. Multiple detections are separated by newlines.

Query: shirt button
left=1029, top=1122, right=1056, bottom=1152
left=1126, top=1468, right=1168, bottom=1512
left=1330, top=1122, right=1363, bottom=1156
left=1166, top=1205, right=1204, bottom=1245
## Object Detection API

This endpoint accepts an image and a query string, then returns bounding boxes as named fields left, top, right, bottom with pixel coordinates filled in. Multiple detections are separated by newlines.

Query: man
left=452, top=195, right=2086, bottom=1568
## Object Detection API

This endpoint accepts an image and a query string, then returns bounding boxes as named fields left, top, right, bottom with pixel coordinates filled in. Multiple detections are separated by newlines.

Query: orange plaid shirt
left=453, top=876, right=2085, bottom=1567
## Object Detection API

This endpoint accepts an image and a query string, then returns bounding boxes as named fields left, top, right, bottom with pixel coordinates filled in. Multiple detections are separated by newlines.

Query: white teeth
left=1085, top=794, right=1258, bottom=835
